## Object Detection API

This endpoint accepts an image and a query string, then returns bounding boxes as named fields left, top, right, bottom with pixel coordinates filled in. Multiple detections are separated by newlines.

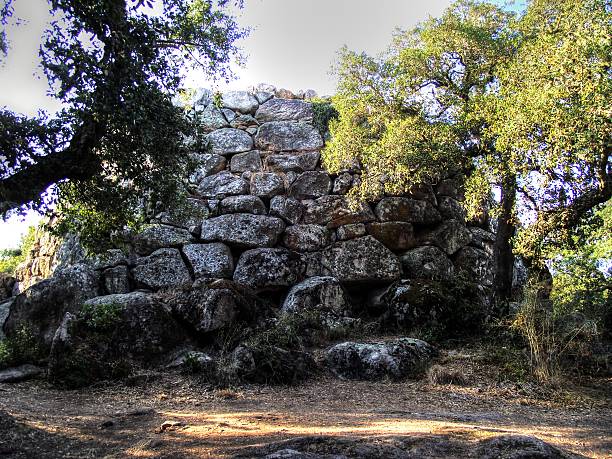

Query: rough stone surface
left=255, top=98, right=313, bottom=122
left=336, top=224, right=367, bottom=241
left=282, top=225, right=331, bottom=252
left=0, top=298, right=12, bottom=340
left=366, top=222, right=416, bottom=251
left=197, top=171, right=250, bottom=198
left=420, top=220, right=472, bottom=255
left=220, top=195, right=267, bottom=215
left=251, top=172, right=286, bottom=198
left=454, top=246, right=494, bottom=287
left=183, top=243, right=234, bottom=279
left=320, top=236, right=401, bottom=283
left=0, top=364, right=43, bottom=383
left=230, top=114, right=258, bottom=129
left=233, top=248, right=305, bottom=290
left=332, top=173, right=353, bottom=195
left=171, top=279, right=269, bottom=336
left=104, top=265, right=130, bottom=294
left=269, top=196, right=304, bottom=224
left=325, top=338, right=436, bottom=380
left=201, top=214, right=285, bottom=248
left=132, top=248, right=191, bottom=290
left=282, top=276, right=351, bottom=319
left=288, top=171, right=331, bottom=199
left=469, top=227, right=496, bottom=255
left=255, top=122, right=323, bottom=151
left=438, top=196, right=467, bottom=222
left=206, top=128, right=254, bottom=155
left=229, top=344, right=315, bottom=384
left=0, top=273, right=15, bottom=302
left=230, top=150, right=262, bottom=173
left=197, top=105, right=229, bottom=132
left=156, top=198, right=210, bottom=230
left=2, top=264, right=100, bottom=350
left=375, top=198, right=441, bottom=224
left=222, top=91, right=259, bottom=114
left=132, top=224, right=194, bottom=256
left=476, top=435, right=572, bottom=459
left=399, top=246, right=454, bottom=281
left=302, top=196, right=375, bottom=228
left=264, top=152, right=320, bottom=172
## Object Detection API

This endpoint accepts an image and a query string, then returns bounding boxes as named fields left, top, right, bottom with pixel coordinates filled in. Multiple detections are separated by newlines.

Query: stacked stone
left=97, top=84, right=495, bottom=301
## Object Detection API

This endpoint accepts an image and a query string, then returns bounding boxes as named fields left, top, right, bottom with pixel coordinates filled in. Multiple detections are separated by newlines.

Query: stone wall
left=91, top=84, right=496, bottom=301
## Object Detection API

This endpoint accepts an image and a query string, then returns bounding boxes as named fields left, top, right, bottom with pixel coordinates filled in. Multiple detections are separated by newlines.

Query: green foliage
left=0, top=226, right=35, bottom=274
left=310, top=98, right=338, bottom=137
left=0, top=0, right=247, bottom=251
left=79, top=301, right=123, bottom=330
left=0, top=326, right=43, bottom=370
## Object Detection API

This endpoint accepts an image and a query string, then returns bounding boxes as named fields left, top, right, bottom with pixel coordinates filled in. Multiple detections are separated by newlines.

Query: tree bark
left=494, top=172, right=516, bottom=302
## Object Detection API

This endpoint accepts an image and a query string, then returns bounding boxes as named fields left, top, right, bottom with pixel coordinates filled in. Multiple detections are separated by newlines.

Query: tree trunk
left=494, top=173, right=516, bottom=302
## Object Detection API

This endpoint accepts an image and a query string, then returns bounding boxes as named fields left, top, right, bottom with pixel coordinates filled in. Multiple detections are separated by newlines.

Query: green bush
left=311, top=98, right=338, bottom=137
left=79, top=301, right=123, bottom=330
left=0, top=326, right=44, bottom=369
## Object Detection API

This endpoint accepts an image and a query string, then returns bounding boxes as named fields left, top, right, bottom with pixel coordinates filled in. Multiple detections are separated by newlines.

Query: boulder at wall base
left=319, top=236, right=401, bottom=284
left=255, top=121, right=323, bottom=151
left=168, top=279, right=272, bottom=337
left=281, top=276, right=352, bottom=320
left=233, top=248, right=305, bottom=291
left=131, top=224, right=194, bottom=256
left=227, top=343, right=316, bottom=384
left=47, top=292, right=185, bottom=388
left=325, top=338, right=437, bottom=380
left=2, top=263, right=100, bottom=352
left=132, top=248, right=192, bottom=290
left=201, top=213, right=285, bottom=249
left=399, top=246, right=455, bottom=281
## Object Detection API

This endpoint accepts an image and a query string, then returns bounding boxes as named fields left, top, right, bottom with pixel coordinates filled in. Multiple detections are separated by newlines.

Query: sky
left=0, top=0, right=460, bottom=249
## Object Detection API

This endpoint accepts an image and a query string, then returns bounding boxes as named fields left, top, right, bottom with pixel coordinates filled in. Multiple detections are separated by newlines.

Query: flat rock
left=200, top=213, right=285, bottom=248
left=282, top=224, right=332, bottom=252
left=132, top=248, right=191, bottom=290
left=222, top=91, right=259, bottom=114
left=132, top=224, right=194, bottom=256
left=375, top=197, right=441, bottom=224
left=220, top=195, right=267, bottom=215
left=255, top=122, right=323, bottom=151
left=197, top=171, right=249, bottom=198
left=264, top=152, right=320, bottom=172
left=183, top=243, right=234, bottom=279
left=206, top=128, right=253, bottom=155
left=233, top=248, right=305, bottom=290
left=0, top=364, right=43, bottom=383
left=288, top=171, right=331, bottom=199
left=366, top=222, right=416, bottom=251
left=255, top=98, right=313, bottom=122
left=399, top=246, right=454, bottom=281
left=320, top=236, right=401, bottom=283
left=230, top=150, right=262, bottom=173
left=325, top=338, right=436, bottom=380
left=250, top=172, right=286, bottom=198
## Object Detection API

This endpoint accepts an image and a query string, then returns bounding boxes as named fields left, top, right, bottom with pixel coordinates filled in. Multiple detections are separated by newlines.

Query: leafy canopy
left=0, top=0, right=247, bottom=250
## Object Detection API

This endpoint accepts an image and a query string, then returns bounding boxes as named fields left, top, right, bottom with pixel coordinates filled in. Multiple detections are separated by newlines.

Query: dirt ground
left=0, top=347, right=610, bottom=459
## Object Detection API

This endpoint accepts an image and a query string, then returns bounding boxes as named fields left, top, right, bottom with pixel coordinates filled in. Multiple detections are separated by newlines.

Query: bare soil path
left=0, top=350, right=610, bottom=458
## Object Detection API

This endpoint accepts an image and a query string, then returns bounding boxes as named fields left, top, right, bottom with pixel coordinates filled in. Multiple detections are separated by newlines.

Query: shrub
left=79, top=301, right=122, bottom=330
left=311, top=98, right=338, bottom=137
left=427, top=364, right=468, bottom=386
left=0, top=226, right=35, bottom=275
left=0, top=325, right=44, bottom=369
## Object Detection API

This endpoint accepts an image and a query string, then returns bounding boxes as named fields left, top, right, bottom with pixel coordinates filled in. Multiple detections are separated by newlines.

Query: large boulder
left=0, top=364, right=43, bottom=383
left=319, top=236, right=401, bottom=283
left=230, top=150, right=263, bottom=173
left=325, top=338, right=436, bottom=380
left=103, top=265, right=130, bottom=294
left=131, top=224, right=194, bottom=256
left=288, top=171, right=331, bottom=199
left=255, top=98, right=313, bottom=122
left=183, top=243, right=234, bottom=279
left=419, top=219, right=472, bottom=255
left=366, top=222, right=416, bottom=251
left=454, top=246, right=494, bottom=287
left=233, top=248, right=305, bottom=291
left=302, top=196, right=375, bottom=228
left=281, top=276, right=352, bottom=320
left=255, top=121, right=323, bottom=151
left=2, top=264, right=100, bottom=351
left=206, top=128, right=253, bottom=155
left=282, top=225, right=332, bottom=252
left=228, top=343, right=315, bottom=384
left=200, top=214, right=285, bottom=248
left=219, top=195, right=267, bottom=215
left=197, top=171, right=250, bottom=198
left=197, top=104, right=229, bottom=132
left=250, top=172, right=286, bottom=198
left=264, top=152, right=320, bottom=172
left=476, top=435, right=574, bottom=459
left=132, top=248, right=191, bottom=290
left=169, top=279, right=270, bottom=337
left=222, top=91, right=259, bottom=114
left=48, top=292, right=184, bottom=387
left=399, top=246, right=454, bottom=281
left=374, top=197, right=441, bottom=224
